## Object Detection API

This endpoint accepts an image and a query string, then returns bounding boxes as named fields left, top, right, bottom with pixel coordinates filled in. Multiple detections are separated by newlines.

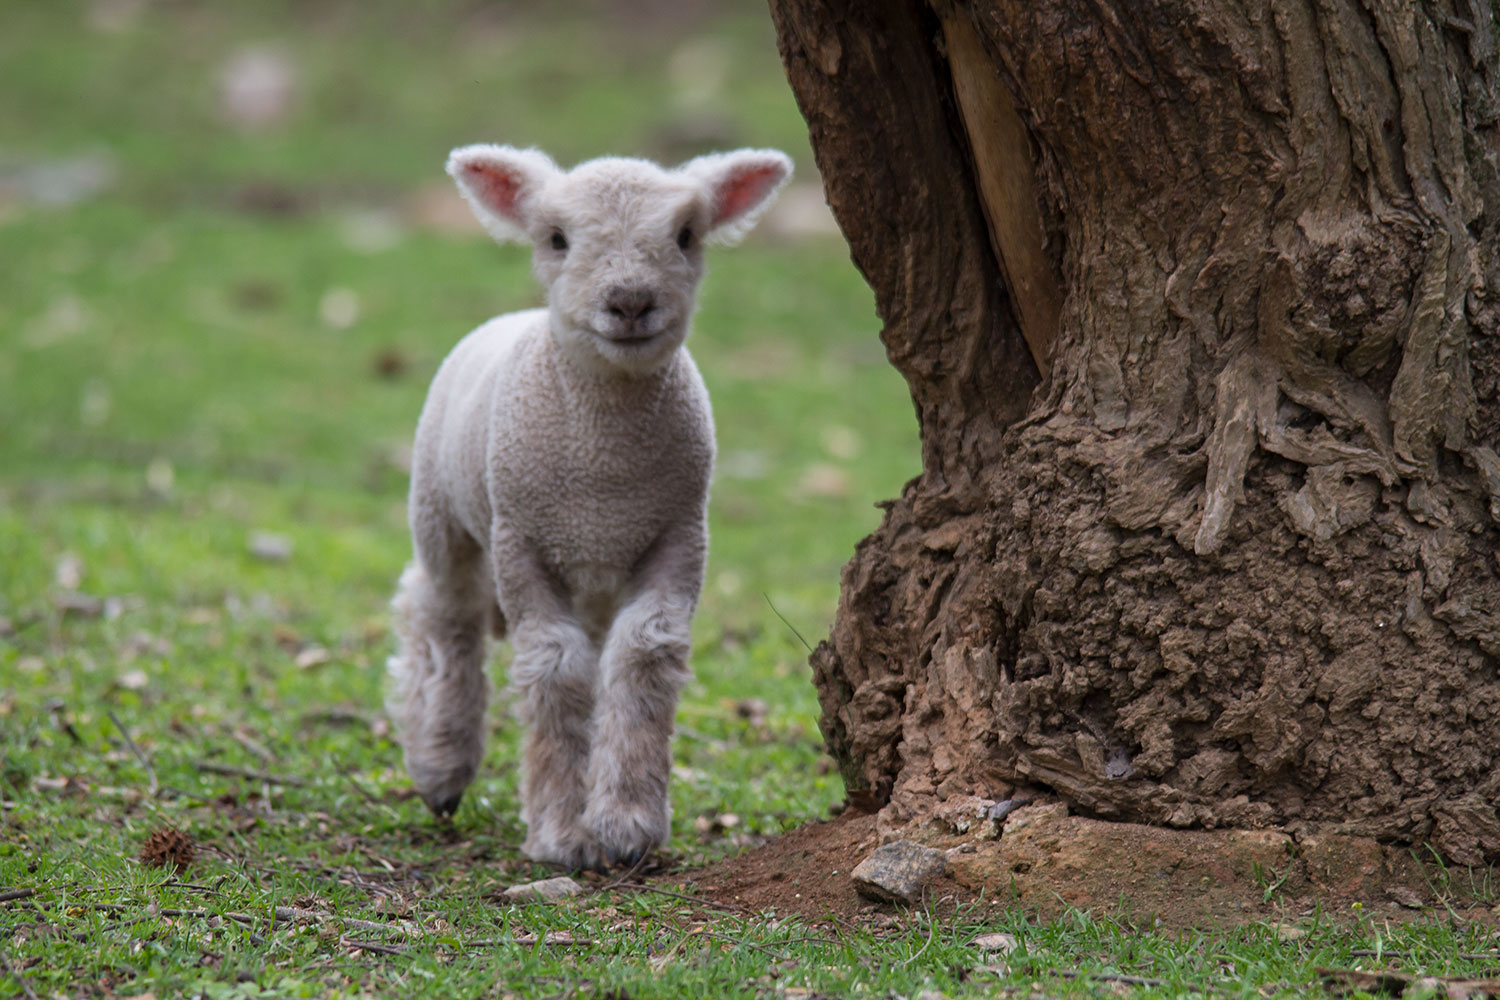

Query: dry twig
left=0, top=952, right=39, bottom=1000
left=196, top=762, right=306, bottom=787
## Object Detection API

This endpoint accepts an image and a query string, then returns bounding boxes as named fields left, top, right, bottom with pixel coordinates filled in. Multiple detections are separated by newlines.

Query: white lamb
left=387, top=143, right=792, bottom=869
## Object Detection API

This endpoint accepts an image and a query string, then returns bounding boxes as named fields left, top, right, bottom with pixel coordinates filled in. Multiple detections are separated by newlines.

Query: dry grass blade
left=107, top=710, right=157, bottom=795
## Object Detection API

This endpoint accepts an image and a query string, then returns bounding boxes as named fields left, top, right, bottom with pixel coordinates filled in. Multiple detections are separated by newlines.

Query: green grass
left=3, top=2, right=1497, bottom=997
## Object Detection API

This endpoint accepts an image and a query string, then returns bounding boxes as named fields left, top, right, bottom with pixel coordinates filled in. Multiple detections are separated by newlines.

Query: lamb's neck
left=542, top=333, right=683, bottom=418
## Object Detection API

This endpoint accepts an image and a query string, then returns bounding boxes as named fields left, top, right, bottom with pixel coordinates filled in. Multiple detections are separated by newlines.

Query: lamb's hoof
left=584, top=799, right=667, bottom=870
left=522, top=827, right=607, bottom=873
left=424, top=792, right=462, bottom=819
left=603, top=845, right=650, bottom=871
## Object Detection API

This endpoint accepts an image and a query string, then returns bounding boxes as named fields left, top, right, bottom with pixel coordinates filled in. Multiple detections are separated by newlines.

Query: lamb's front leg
left=493, top=529, right=602, bottom=870
left=584, top=527, right=703, bottom=865
left=510, top=617, right=600, bottom=868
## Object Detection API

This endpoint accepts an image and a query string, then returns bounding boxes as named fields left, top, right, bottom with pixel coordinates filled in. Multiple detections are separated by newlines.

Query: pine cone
left=138, top=827, right=195, bottom=871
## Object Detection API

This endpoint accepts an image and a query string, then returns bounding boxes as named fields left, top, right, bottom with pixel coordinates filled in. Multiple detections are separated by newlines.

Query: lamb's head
left=447, top=145, right=792, bottom=375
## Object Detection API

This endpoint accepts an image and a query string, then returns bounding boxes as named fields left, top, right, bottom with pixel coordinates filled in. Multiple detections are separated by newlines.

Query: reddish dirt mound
left=682, top=810, right=913, bottom=921
left=675, top=803, right=1500, bottom=932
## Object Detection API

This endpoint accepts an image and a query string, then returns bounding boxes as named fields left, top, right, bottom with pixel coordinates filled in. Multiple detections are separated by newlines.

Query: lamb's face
left=447, top=144, right=792, bottom=377
left=530, top=161, right=708, bottom=375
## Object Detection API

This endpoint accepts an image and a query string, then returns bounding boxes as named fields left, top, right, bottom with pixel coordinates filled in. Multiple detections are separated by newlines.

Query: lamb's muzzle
left=386, top=143, right=792, bottom=869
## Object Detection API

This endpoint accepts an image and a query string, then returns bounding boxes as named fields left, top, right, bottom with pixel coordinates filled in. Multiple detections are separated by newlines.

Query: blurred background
left=0, top=0, right=917, bottom=848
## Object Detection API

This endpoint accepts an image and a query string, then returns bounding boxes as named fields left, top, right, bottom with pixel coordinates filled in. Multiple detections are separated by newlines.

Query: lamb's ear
left=681, top=149, right=793, bottom=245
left=446, top=144, right=559, bottom=243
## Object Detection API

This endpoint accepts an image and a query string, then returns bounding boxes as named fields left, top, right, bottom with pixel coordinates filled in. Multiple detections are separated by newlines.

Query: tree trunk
left=770, top=0, right=1500, bottom=864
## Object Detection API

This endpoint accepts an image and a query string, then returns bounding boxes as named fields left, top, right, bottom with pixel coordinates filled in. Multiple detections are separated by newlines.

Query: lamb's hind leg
left=387, top=554, right=491, bottom=818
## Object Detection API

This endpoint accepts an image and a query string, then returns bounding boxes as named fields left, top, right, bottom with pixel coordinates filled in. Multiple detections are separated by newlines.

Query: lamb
left=386, top=143, right=792, bottom=869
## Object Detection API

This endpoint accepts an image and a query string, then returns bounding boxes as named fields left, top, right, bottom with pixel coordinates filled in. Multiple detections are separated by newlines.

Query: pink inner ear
left=713, top=164, right=784, bottom=226
left=463, top=160, right=525, bottom=223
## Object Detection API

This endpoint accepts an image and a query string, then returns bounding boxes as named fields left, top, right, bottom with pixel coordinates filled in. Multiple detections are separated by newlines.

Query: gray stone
left=851, top=840, right=947, bottom=905
left=502, top=876, right=583, bottom=903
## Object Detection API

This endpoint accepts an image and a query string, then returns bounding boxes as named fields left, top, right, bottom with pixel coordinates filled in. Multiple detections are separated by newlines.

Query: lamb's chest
left=488, top=404, right=708, bottom=575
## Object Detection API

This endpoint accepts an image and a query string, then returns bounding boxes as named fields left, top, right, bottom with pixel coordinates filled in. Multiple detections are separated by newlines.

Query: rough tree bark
left=769, top=0, right=1500, bottom=863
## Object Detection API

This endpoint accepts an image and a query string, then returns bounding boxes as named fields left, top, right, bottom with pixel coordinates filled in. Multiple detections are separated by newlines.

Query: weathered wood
left=772, top=0, right=1500, bottom=863
left=935, top=2, right=1061, bottom=376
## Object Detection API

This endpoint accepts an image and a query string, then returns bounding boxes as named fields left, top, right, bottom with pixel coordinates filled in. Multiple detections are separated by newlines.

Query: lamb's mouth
left=595, top=328, right=661, bottom=345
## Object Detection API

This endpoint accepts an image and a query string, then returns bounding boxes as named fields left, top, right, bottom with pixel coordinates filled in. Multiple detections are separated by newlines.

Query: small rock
left=929, top=795, right=1002, bottom=839
left=248, top=532, right=293, bottom=562
left=973, top=931, right=1018, bottom=952
left=851, top=839, right=946, bottom=905
left=1385, top=885, right=1425, bottom=909
left=986, top=796, right=1034, bottom=824
left=999, top=800, right=1066, bottom=832
left=502, top=876, right=583, bottom=902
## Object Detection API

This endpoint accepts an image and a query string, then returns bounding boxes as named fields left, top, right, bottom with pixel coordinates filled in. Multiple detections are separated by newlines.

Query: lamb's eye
left=550, top=231, right=568, bottom=252
left=677, top=226, right=693, bottom=250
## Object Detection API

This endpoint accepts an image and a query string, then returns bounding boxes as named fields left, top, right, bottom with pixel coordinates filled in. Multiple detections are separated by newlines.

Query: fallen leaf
left=760, top=182, right=843, bottom=243
left=54, top=553, right=84, bottom=589
left=796, top=463, right=850, bottom=499
left=248, top=532, right=293, bottom=562
left=145, top=457, right=174, bottom=495
left=294, top=646, right=332, bottom=670
left=735, top=698, right=768, bottom=727
left=820, top=424, right=862, bottom=460
left=220, top=45, right=298, bottom=130
left=402, top=181, right=485, bottom=235
left=319, top=287, right=360, bottom=329
left=55, top=592, right=103, bottom=618
left=372, top=348, right=410, bottom=379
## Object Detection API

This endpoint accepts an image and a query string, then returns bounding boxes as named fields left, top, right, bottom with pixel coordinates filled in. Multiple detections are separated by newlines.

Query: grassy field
left=3, top=2, right=1498, bottom=997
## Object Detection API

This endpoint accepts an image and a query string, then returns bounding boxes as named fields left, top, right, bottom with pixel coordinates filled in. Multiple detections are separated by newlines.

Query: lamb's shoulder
left=434, top=309, right=547, bottom=412
left=411, top=309, right=547, bottom=544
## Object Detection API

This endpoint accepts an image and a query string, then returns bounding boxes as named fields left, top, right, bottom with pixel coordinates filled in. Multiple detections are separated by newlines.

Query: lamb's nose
left=605, top=287, right=656, bottom=322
